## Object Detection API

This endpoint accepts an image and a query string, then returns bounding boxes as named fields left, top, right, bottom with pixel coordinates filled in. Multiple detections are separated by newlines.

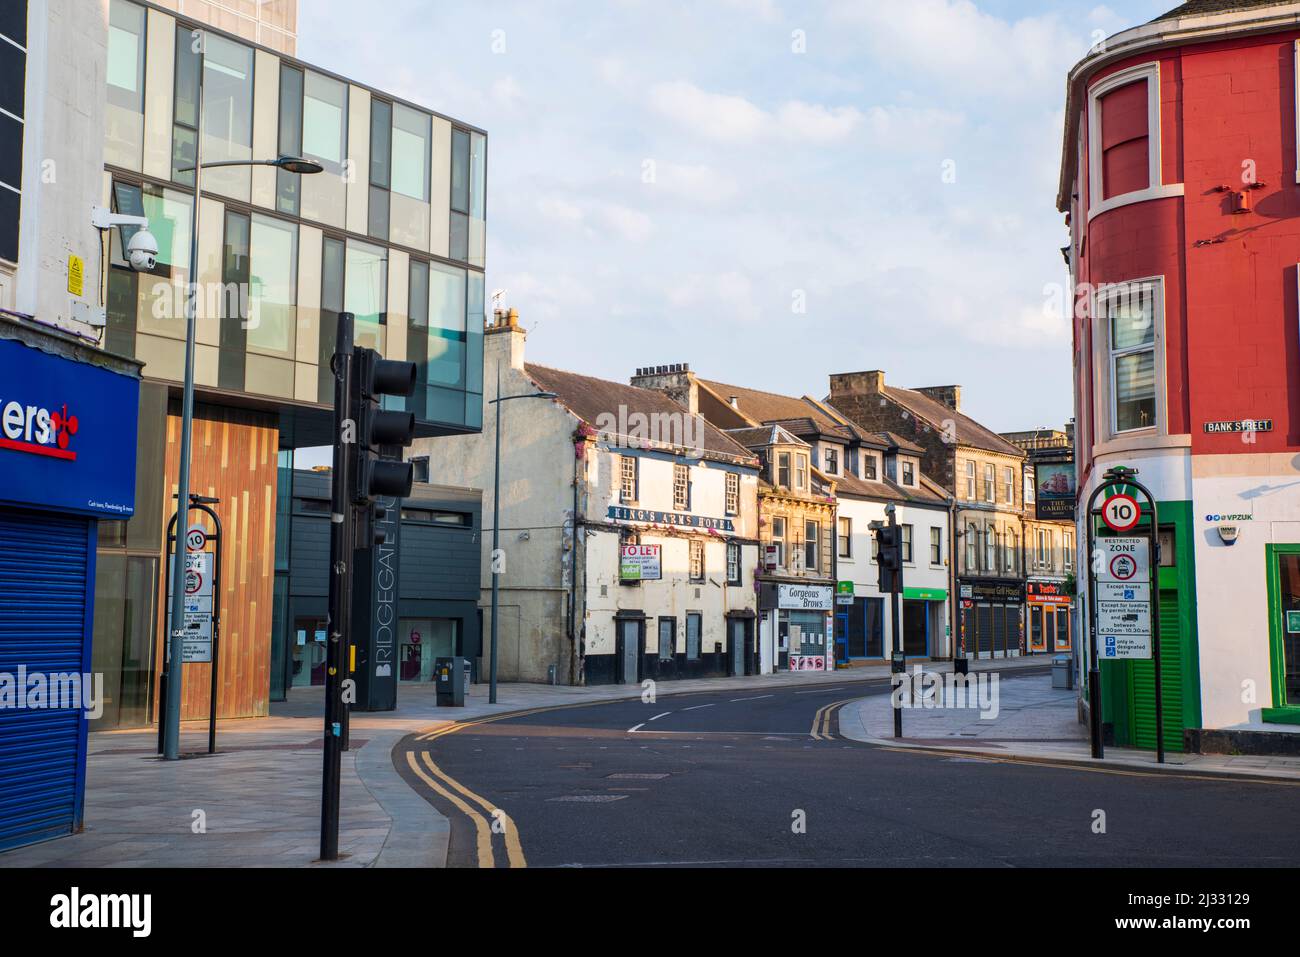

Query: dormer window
left=795, top=453, right=808, bottom=491
left=825, top=447, right=838, bottom=475
left=777, top=452, right=791, bottom=488
left=863, top=453, right=878, bottom=481
left=902, top=460, right=915, bottom=486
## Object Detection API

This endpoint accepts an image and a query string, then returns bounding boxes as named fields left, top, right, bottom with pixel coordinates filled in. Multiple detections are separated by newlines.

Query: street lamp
left=488, top=360, right=557, bottom=704
left=161, top=45, right=322, bottom=761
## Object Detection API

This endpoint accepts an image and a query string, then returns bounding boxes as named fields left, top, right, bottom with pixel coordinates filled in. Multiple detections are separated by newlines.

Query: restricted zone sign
left=1096, top=538, right=1151, bottom=659
left=1101, top=493, right=1141, bottom=533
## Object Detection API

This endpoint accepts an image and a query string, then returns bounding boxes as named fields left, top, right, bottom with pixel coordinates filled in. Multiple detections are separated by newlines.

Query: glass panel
left=368, top=185, right=390, bottom=241
left=1279, top=554, right=1300, bottom=706
left=427, top=262, right=466, bottom=387
left=370, top=100, right=392, bottom=189
left=277, top=65, right=304, bottom=214
left=1114, top=351, right=1155, bottom=431
left=658, top=619, right=674, bottom=660
left=171, top=126, right=197, bottom=187
left=174, top=24, right=201, bottom=129
left=451, top=128, right=470, bottom=212
left=469, top=131, right=486, bottom=267
left=392, top=105, right=430, bottom=201
left=449, top=211, right=469, bottom=262
left=219, top=210, right=251, bottom=390
left=425, top=385, right=464, bottom=425
left=1109, top=286, right=1154, bottom=351
left=466, top=272, right=485, bottom=394
left=201, top=34, right=255, bottom=199
left=345, top=240, right=388, bottom=352
left=318, top=236, right=345, bottom=404
left=106, top=0, right=146, bottom=169
left=248, top=215, right=298, bottom=357
left=107, top=0, right=145, bottom=110
left=133, top=185, right=193, bottom=338
left=302, top=71, right=347, bottom=172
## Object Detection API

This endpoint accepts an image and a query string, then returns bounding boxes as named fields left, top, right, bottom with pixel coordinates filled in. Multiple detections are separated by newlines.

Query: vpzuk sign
left=607, top=506, right=734, bottom=532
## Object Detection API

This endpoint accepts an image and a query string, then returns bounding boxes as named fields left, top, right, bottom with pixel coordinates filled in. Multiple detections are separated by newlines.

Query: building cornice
left=1057, top=2, right=1300, bottom=210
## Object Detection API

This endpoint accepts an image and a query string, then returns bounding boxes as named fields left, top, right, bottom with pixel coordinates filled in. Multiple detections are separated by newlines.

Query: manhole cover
left=605, top=772, right=669, bottom=780
left=547, top=794, right=629, bottom=803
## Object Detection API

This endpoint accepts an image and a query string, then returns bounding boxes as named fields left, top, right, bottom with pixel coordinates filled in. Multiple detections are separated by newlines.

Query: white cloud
left=599, top=203, right=654, bottom=242
left=536, top=195, right=585, bottom=224
left=654, top=163, right=739, bottom=204
left=719, top=0, right=782, bottom=23
left=648, top=81, right=861, bottom=144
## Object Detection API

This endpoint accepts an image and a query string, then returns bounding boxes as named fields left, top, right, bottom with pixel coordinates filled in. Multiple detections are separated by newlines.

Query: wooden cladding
left=154, top=403, right=280, bottom=721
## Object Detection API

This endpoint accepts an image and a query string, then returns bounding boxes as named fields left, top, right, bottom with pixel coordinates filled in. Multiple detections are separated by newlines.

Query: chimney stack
left=630, top=362, right=698, bottom=415
left=829, top=370, right=886, bottom=398
left=486, top=304, right=527, bottom=370
left=915, top=385, right=961, bottom=412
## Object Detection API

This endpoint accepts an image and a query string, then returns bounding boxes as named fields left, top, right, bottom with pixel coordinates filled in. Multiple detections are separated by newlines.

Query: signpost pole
left=890, top=507, right=903, bottom=740
left=1084, top=485, right=1104, bottom=759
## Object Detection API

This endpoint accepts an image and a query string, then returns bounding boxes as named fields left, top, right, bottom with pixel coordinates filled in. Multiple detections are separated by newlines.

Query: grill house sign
left=607, top=505, right=735, bottom=532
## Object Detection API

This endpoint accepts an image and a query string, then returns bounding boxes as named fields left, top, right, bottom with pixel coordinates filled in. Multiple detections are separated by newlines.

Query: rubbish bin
left=1052, top=655, right=1074, bottom=690
left=436, top=656, right=469, bottom=707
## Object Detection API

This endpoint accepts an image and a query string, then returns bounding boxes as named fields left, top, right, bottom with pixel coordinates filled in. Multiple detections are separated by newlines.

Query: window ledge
left=1093, top=432, right=1191, bottom=458
left=1262, top=707, right=1300, bottom=726
left=1087, top=183, right=1184, bottom=222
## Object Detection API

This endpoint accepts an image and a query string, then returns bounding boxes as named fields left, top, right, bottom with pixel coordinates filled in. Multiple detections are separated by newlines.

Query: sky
left=300, top=0, right=1182, bottom=435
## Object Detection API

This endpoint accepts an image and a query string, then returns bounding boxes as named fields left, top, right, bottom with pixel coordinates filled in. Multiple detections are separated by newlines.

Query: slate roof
left=698, top=379, right=859, bottom=440
left=524, top=363, right=756, bottom=462
left=869, top=385, right=1025, bottom=458
left=1153, top=0, right=1296, bottom=21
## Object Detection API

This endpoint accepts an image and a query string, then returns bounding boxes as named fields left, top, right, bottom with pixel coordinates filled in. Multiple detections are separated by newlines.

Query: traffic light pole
left=321, top=311, right=355, bottom=862
left=889, top=506, right=904, bottom=739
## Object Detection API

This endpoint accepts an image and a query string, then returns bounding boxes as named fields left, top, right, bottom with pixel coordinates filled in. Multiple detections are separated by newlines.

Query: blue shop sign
left=0, top=338, right=139, bottom=519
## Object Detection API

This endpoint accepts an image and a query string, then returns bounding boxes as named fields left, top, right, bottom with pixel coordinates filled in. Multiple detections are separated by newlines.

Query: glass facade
left=101, top=0, right=486, bottom=439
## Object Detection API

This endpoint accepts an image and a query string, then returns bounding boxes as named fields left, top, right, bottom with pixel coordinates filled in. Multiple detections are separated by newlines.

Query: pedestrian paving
left=0, top=657, right=1046, bottom=869
left=838, top=671, right=1300, bottom=781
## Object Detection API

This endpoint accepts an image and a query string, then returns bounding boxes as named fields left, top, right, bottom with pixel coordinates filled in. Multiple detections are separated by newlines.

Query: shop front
left=0, top=320, right=140, bottom=852
left=1026, top=580, right=1072, bottom=654
left=959, top=578, right=1024, bottom=659
left=759, top=582, right=834, bottom=672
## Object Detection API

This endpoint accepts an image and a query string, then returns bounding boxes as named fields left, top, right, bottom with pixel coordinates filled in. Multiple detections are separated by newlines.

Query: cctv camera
left=127, top=229, right=160, bottom=272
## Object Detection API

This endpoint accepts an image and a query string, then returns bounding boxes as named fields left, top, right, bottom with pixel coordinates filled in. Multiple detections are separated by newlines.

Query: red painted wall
left=1073, top=32, right=1300, bottom=473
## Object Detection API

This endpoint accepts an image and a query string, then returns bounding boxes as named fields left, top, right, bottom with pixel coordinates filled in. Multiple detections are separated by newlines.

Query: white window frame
left=864, top=453, right=879, bottom=481
left=726, top=541, right=741, bottom=584
left=1064, top=531, right=1074, bottom=571
left=965, top=523, right=978, bottom=572
left=1086, top=62, right=1183, bottom=221
left=724, top=471, right=739, bottom=516
left=1002, top=466, right=1014, bottom=504
left=771, top=516, right=786, bottom=568
left=901, top=524, right=913, bottom=564
left=795, top=453, right=808, bottom=491
left=1005, top=530, right=1017, bottom=573
left=983, top=464, right=995, bottom=504
left=838, top=516, right=852, bottom=559
left=825, top=446, right=838, bottom=475
left=902, top=460, right=915, bottom=487
left=804, top=519, right=819, bottom=572
left=1094, top=276, right=1166, bottom=440
left=964, top=460, right=975, bottom=499
left=673, top=463, right=690, bottom=511
left=689, top=539, right=705, bottom=582
left=620, top=455, right=638, bottom=504
left=930, top=526, right=942, bottom=565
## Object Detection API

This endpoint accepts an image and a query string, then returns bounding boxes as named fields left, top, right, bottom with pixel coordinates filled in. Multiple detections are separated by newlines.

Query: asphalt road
left=393, top=674, right=1300, bottom=868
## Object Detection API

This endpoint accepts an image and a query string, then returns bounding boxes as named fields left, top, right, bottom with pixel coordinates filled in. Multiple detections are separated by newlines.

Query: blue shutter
left=0, top=509, right=93, bottom=851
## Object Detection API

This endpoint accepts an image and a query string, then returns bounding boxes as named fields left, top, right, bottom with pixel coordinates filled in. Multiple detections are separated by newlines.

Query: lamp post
left=487, top=361, right=557, bottom=704
left=162, top=49, right=322, bottom=760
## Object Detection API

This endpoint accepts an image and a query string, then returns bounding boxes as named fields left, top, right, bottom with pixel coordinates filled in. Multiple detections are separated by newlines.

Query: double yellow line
left=810, top=698, right=858, bottom=740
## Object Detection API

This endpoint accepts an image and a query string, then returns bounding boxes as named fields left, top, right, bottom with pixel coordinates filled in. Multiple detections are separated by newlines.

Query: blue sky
left=301, top=0, right=1180, bottom=434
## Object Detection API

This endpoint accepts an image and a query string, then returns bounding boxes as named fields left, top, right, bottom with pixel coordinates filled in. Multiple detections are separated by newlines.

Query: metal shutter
left=1130, top=589, right=1185, bottom=754
left=0, top=509, right=93, bottom=851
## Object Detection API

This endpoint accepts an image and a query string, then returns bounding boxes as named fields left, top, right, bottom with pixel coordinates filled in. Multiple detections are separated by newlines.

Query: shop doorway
left=398, top=618, right=458, bottom=682
left=616, top=617, right=643, bottom=684
left=291, top=616, right=328, bottom=687
left=902, top=600, right=928, bottom=657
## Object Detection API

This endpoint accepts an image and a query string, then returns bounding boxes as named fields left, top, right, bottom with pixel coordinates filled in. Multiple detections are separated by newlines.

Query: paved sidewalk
left=838, top=670, right=1300, bottom=782
left=0, top=657, right=1047, bottom=868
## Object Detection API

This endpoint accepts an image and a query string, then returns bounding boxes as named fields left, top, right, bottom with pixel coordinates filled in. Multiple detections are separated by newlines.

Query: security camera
left=127, top=229, right=160, bottom=272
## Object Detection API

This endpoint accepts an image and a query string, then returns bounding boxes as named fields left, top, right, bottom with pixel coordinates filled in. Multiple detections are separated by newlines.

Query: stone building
left=828, top=371, right=1028, bottom=659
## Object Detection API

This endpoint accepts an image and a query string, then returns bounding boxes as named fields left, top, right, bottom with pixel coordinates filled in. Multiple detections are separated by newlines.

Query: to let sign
left=620, top=545, right=662, bottom=582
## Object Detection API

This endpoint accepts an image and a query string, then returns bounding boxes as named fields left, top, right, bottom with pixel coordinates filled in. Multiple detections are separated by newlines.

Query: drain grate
left=547, top=794, right=630, bottom=803
left=605, top=772, right=670, bottom=780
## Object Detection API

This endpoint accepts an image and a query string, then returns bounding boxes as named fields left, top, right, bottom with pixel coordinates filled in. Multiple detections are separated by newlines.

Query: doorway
left=616, top=617, right=643, bottom=684
left=398, top=618, right=459, bottom=682
left=290, top=616, right=328, bottom=687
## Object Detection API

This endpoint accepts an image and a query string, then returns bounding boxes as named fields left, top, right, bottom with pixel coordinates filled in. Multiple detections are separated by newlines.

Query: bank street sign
left=1096, top=538, right=1151, bottom=659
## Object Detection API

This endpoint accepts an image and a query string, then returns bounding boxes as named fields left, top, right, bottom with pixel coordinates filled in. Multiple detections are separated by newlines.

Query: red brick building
left=1059, top=0, right=1300, bottom=752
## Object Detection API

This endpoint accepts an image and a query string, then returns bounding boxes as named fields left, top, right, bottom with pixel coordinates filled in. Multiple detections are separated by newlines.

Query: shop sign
left=963, top=580, right=1024, bottom=604
left=1026, top=581, right=1071, bottom=605
left=1203, top=419, right=1272, bottom=434
left=607, top=505, right=734, bottom=532
left=620, top=545, right=662, bottom=582
left=789, top=655, right=827, bottom=671
left=1286, top=611, right=1300, bottom=635
left=903, top=586, right=947, bottom=602
left=1035, top=460, right=1076, bottom=521
left=0, top=337, right=139, bottom=518
left=777, top=584, right=834, bottom=611
left=836, top=581, right=854, bottom=606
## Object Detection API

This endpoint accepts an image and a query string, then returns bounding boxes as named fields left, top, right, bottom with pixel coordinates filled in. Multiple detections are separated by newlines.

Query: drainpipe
left=948, top=491, right=960, bottom=665
left=569, top=442, right=582, bottom=685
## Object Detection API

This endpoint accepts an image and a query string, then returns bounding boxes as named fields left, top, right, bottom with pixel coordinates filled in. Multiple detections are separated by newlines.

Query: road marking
left=795, top=687, right=845, bottom=694
left=405, top=751, right=495, bottom=868
left=682, top=704, right=716, bottom=711
left=730, top=694, right=775, bottom=702
left=627, top=723, right=645, bottom=733
left=648, top=711, right=672, bottom=721
left=420, top=752, right=527, bottom=868
left=810, top=698, right=863, bottom=740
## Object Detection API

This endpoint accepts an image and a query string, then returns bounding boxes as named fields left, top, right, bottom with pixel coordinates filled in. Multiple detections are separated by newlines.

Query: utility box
left=436, top=656, right=469, bottom=707
left=1052, top=655, right=1074, bottom=690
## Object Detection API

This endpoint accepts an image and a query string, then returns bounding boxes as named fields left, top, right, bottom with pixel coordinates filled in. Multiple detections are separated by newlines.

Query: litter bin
left=1051, top=655, right=1074, bottom=690
left=436, top=656, right=469, bottom=707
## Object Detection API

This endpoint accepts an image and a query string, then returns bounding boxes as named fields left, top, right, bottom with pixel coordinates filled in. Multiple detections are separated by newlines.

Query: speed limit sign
left=186, top=524, right=208, bottom=552
left=1102, top=493, right=1141, bottom=533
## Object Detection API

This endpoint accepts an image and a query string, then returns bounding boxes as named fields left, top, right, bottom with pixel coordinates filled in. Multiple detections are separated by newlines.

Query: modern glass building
left=92, top=0, right=487, bottom=728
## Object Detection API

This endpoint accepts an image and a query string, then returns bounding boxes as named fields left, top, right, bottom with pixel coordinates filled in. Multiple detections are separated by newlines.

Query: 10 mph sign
left=1102, top=493, right=1141, bottom=532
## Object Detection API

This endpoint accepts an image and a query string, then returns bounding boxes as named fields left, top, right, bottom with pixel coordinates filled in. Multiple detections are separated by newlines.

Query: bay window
left=1100, top=280, right=1159, bottom=434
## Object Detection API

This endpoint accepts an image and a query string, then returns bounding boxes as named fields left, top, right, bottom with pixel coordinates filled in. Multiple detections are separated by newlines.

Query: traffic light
left=349, top=347, right=417, bottom=510
left=876, top=524, right=901, bottom=594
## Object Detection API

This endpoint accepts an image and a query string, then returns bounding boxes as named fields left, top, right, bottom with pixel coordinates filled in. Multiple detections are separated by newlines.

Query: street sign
left=185, top=524, right=208, bottom=552
left=836, top=581, right=854, bottom=606
left=1102, top=493, right=1141, bottom=532
left=1095, top=538, right=1151, bottom=660
left=168, top=552, right=214, bottom=663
